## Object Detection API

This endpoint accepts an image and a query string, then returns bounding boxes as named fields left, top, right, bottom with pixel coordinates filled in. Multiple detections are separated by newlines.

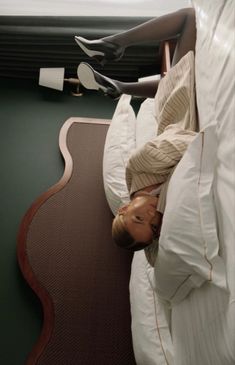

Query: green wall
left=0, top=78, right=120, bottom=364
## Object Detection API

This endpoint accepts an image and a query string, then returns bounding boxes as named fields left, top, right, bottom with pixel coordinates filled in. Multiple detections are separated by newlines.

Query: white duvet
left=171, top=1, right=235, bottom=364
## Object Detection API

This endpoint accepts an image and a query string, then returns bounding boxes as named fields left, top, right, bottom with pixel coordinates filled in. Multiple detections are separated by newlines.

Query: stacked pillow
left=103, top=94, right=136, bottom=215
left=154, top=123, right=227, bottom=305
left=103, top=95, right=157, bottom=215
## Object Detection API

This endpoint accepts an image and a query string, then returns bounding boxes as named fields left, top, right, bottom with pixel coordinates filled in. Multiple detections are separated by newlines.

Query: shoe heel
left=93, top=56, right=107, bottom=66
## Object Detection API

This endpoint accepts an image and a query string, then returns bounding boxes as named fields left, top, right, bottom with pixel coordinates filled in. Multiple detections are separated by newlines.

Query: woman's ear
left=118, top=204, right=129, bottom=215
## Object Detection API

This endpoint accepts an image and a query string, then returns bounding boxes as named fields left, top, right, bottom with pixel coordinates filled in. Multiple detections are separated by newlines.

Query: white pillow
left=136, top=97, right=158, bottom=148
left=103, top=94, right=136, bottom=215
left=153, top=122, right=228, bottom=305
left=130, top=251, right=174, bottom=365
left=103, top=95, right=157, bottom=215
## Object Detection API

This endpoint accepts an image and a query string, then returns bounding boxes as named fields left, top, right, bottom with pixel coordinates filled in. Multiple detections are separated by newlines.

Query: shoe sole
left=75, top=36, right=104, bottom=58
left=77, top=63, right=106, bottom=92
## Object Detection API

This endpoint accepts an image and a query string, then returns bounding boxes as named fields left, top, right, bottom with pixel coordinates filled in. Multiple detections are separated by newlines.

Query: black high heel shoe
left=74, top=36, right=125, bottom=65
left=77, top=62, right=122, bottom=100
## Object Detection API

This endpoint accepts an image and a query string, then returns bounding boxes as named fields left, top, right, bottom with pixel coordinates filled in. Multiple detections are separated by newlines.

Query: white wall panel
left=0, top=0, right=191, bottom=17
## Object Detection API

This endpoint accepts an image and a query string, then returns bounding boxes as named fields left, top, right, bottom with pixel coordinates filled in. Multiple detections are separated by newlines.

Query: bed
left=17, top=1, right=234, bottom=364
left=104, top=1, right=235, bottom=364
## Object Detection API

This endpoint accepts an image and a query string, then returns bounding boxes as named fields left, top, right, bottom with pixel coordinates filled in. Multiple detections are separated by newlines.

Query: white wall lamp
left=39, top=67, right=83, bottom=96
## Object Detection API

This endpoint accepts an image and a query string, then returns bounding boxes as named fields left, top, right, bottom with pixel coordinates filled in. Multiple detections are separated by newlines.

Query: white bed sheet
left=171, top=1, right=235, bottom=364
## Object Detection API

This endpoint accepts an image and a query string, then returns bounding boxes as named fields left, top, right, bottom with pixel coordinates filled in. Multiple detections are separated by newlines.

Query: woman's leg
left=75, top=8, right=196, bottom=66
left=115, top=79, right=159, bottom=98
left=105, top=7, right=196, bottom=97
left=77, top=62, right=159, bottom=98
left=104, top=8, right=196, bottom=65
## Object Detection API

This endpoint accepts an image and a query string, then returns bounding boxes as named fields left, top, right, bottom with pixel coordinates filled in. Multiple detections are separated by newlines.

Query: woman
left=75, top=8, right=197, bottom=259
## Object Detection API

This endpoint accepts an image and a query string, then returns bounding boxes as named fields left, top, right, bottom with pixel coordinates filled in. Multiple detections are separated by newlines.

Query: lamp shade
left=39, top=67, right=65, bottom=91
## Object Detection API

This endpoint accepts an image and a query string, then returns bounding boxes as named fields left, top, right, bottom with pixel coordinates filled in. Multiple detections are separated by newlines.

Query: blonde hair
left=112, top=213, right=151, bottom=251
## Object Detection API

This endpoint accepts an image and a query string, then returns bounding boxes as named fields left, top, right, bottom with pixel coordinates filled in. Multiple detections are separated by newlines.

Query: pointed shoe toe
left=74, top=36, right=125, bottom=65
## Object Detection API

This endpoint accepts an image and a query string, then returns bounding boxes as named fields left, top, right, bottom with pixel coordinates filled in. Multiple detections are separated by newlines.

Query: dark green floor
left=0, top=78, right=123, bottom=365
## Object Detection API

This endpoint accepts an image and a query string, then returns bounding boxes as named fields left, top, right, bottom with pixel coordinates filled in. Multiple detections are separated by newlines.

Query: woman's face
left=119, top=193, right=162, bottom=243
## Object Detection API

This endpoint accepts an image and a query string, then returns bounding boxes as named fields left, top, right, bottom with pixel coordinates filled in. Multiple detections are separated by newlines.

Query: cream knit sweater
left=125, top=51, right=198, bottom=266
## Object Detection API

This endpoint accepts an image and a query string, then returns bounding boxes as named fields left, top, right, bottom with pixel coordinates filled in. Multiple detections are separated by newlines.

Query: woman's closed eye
left=135, top=216, right=144, bottom=222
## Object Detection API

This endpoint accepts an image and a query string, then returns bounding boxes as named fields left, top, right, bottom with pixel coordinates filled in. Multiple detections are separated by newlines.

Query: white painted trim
left=0, top=0, right=191, bottom=17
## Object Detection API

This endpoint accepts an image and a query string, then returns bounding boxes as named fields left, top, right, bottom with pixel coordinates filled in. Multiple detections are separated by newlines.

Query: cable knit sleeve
left=125, top=125, right=197, bottom=195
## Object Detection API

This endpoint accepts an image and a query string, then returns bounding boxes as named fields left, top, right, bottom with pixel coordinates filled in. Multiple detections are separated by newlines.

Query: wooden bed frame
left=17, top=118, right=136, bottom=365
